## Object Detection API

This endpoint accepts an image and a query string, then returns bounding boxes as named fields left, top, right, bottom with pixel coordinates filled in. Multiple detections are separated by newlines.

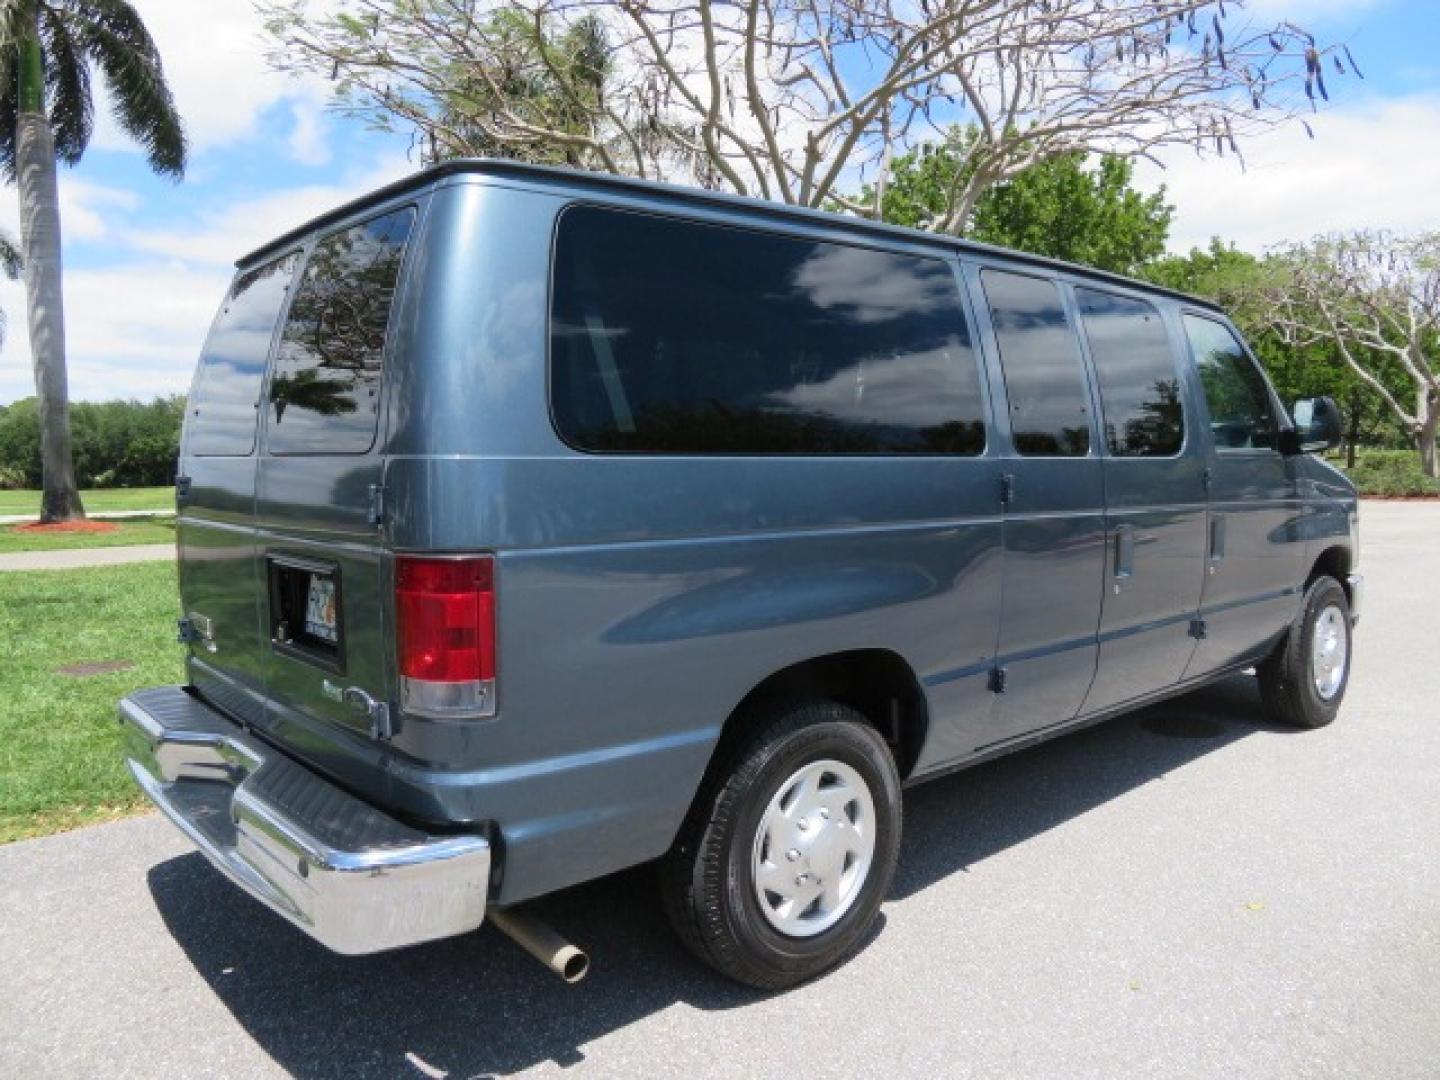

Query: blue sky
left=0, top=0, right=1436, bottom=404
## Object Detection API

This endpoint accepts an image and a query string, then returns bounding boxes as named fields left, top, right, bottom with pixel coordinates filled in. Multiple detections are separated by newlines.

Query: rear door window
left=1076, top=288, right=1185, bottom=457
left=187, top=253, right=297, bottom=456
left=980, top=269, right=1092, bottom=456
left=267, top=207, right=415, bottom=454
left=550, top=205, right=986, bottom=455
left=1183, top=314, right=1277, bottom=451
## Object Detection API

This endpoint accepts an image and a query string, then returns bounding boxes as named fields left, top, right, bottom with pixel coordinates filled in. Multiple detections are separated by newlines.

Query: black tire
left=661, top=699, right=902, bottom=990
left=1257, top=575, right=1353, bottom=729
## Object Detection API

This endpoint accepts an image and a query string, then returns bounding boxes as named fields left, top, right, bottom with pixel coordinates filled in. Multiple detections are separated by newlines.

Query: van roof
left=239, top=158, right=1222, bottom=312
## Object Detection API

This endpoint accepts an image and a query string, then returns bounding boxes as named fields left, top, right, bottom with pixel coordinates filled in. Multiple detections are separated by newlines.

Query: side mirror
left=1285, top=396, right=1344, bottom=454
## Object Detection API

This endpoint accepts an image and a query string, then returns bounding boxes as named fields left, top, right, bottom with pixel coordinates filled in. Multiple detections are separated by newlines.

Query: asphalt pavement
left=2, top=501, right=1436, bottom=1079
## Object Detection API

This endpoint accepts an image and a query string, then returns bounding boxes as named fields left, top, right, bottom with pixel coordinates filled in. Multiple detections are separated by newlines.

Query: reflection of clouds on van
left=551, top=205, right=986, bottom=455
left=186, top=253, right=297, bottom=456
left=790, top=243, right=954, bottom=324
left=768, top=344, right=973, bottom=431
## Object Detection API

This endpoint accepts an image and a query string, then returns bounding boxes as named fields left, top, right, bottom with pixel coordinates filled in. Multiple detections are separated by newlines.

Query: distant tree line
left=0, top=396, right=183, bottom=489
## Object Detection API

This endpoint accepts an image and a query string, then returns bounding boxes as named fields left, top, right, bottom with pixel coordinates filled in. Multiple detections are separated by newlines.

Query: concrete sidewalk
left=0, top=544, right=174, bottom=572
left=0, top=508, right=174, bottom=525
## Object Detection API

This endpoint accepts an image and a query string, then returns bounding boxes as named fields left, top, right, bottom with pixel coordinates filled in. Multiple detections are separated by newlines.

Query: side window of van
left=980, top=269, right=1091, bottom=456
left=1075, top=288, right=1184, bottom=457
left=267, top=207, right=415, bottom=454
left=1182, top=314, right=1277, bottom=451
left=550, top=205, right=986, bottom=455
left=187, top=253, right=297, bottom=456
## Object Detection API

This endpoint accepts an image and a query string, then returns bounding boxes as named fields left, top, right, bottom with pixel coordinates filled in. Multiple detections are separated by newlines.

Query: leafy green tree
left=0, top=1, right=186, bottom=521
left=1144, top=239, right=1414, bottom=463
left=1263, top=232, right=1440, bottom=476
left=864, top=130, right=1172, bottom=275
left=0, top=395, right=184, bottom=489
left=267, top=1, right=1351, bottom=223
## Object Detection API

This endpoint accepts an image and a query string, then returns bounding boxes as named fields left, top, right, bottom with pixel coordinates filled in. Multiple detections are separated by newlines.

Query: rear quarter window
left=549, top=205, right=986, bottom=455
left=267, top=207, right=415, bottom=455
left=187, top=253, right=298, bottom=456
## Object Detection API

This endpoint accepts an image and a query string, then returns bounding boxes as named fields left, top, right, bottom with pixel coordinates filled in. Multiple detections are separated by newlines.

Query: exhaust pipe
left=489, top=907, right=590, bottom=983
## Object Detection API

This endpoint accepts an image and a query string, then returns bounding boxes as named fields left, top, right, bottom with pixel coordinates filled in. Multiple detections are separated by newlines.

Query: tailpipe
left=489, top=907, right=590, bottom=983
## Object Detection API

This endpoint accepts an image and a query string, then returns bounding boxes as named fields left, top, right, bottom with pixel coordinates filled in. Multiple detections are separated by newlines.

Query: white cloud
left=1134, top=93, right=1440, bottom=253
left=93, top=0, right=335, bottom=165
left=0, top=261, right=227, bottom=403
left=287, top=98, right=333, bottom=167
left=121, top=152, right=413, bottom=266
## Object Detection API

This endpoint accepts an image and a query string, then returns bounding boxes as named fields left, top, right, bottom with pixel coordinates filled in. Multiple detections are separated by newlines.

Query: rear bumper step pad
left=120, top=685, right=491, bottom=954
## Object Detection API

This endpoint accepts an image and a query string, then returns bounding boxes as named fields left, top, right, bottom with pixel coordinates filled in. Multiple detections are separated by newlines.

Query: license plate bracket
left=267, top=554, right=345, bottom=672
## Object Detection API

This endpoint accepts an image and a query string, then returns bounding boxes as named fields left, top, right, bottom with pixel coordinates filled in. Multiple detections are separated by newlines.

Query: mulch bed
left=14, top=520, right=120, bottom=533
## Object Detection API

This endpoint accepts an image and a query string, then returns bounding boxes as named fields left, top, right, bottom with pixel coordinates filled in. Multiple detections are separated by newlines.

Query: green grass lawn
left=0, top=561, right=182, bottom=843
left=0, top=517, right=176, bottom=553
left=0, top=486, right=174, bottom=516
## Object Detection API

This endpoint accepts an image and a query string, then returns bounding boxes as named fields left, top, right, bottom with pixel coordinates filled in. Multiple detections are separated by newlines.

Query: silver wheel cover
left=1311, top=603, right=1348, bottom=701
left=750, top=758, right=877, bottom=938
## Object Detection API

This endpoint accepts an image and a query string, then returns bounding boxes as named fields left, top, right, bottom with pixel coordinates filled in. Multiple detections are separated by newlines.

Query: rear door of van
left=251, top=204, right=419, bottom=763
left=177, top=251, right=300, bottom=726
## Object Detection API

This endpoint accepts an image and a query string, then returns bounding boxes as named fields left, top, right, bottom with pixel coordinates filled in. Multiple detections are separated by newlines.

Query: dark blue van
left=121, top=160, right=1361, bottom=989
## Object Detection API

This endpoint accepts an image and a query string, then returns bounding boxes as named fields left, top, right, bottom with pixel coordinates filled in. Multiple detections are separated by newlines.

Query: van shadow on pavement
left=147, top=673, right=1286, bottom=1079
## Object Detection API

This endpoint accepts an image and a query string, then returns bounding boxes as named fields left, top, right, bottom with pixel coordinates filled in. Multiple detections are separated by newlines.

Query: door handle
left=1209, top=515, right=1227, bottom=571
left=1113, top=524, right=1135, bottom=583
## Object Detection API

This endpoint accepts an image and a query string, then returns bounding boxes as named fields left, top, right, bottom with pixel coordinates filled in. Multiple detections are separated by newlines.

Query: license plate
left=304, top=573, right=339, bottom=644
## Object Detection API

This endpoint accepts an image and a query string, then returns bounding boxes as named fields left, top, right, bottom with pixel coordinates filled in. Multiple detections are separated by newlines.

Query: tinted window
left=1076, top=289, right=1184, bottom=457
left=981, top=270, right=1091, bottom=456
left=1183, top=314, right=1276, bottom=451
left=267, top=207, right=414, bottom=454
left=550, top=206, right=985, bottom=454
left=188, top=254, right=297, bottom=456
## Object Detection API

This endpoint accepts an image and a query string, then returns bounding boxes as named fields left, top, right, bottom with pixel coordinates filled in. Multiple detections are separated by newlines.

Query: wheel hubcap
left=750, top=758, right=876, bottom=938
left=1311, top=603, right=1348, bottom=701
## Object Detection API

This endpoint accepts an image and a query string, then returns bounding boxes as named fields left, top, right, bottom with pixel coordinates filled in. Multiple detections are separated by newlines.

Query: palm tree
left=0, top=229, right=20, bottom=343
left=0, top=1, right=185, bottom=522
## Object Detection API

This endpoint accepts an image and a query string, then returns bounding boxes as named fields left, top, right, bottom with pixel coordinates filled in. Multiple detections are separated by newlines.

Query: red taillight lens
left=395, top=556, right=495, bottom=683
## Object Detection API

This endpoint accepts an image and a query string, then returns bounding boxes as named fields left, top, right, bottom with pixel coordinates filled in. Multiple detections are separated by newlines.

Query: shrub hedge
left=0, top=396, right=184, bottom=489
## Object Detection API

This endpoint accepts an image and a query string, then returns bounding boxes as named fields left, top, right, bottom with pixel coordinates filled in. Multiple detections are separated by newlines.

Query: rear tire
left=1257, top=575, right=1352, bottom=729
left=661, top=699, right=901, bottom=990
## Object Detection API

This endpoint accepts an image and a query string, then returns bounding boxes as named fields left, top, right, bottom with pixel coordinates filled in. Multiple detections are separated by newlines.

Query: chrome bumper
left=120, top=686, right=491, bottom=955
left=1347, top=573, right=1364, bottom=624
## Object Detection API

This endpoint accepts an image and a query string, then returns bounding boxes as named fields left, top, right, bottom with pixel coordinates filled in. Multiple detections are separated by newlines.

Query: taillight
left=395, top=555, right=496, bottom=719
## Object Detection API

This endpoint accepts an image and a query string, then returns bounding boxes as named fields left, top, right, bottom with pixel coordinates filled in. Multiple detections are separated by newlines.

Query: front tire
left=661, top=699, right=901, bottom=990
left=1258, top=575, right=1353, bottom=729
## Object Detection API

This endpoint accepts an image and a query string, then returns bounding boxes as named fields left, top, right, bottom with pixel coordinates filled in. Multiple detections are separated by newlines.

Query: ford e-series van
left=121, top=160, right=1360, bottom=989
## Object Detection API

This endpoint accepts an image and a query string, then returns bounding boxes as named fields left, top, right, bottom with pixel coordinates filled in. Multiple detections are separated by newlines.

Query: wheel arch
left=1308, top=544, right=1354, bottom=603
left=707, top=649, right=930, bottom=785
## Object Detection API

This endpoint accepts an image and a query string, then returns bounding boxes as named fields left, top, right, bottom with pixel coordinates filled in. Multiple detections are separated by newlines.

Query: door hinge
left=989, top=666, right=1008, bottom=694
left=177, top=613, right=215, bottom=652
left=366, top=483, right=385, bottom=527
left=1189, top=618, right=1208, bottom=640
left=175, top=475, right=192, bottom=506
left=1201, top=466, right=1212, bottom=492
left=999, top=473, right=1015, bottom=507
